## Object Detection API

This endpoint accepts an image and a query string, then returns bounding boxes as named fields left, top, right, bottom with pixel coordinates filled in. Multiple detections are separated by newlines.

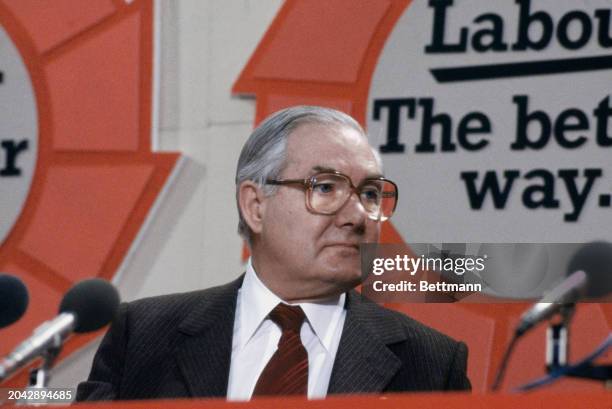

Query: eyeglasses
left=266, top=171, right=398, bottom=221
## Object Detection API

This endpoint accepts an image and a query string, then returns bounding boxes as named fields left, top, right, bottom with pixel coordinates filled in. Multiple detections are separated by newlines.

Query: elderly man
left=77, top=106, right=470, bottom=401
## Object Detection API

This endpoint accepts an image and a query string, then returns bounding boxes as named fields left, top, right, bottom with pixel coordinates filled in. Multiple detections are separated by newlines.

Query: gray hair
left=235, top=105, right=368, bottom=244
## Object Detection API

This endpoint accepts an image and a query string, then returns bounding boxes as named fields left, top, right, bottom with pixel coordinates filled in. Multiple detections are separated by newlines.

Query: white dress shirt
left=226, top=259, right=346, bottom=400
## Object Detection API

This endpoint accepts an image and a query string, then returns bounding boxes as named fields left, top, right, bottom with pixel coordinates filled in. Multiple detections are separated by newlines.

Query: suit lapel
left=174, top=277, right=243, bottom=398
left=172, top=280, right=406, bottom=396
left=328, top=291, right=405, bottom=394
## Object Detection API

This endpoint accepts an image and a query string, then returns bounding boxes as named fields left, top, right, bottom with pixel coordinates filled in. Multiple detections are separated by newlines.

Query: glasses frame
left=265, top=170, right=398, bottom=221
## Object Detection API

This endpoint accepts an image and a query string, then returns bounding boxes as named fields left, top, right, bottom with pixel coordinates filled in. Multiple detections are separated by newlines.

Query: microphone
left=0, top=278, right=119, bottom=381
left=0, top=274, right=29, bottom=329
left=567, top=241, right=612, bottom=298
left=492, top=242, right=612, bottom=390
left=515, top=241, right=612, bottom=336
left=515, top=270, right=587, bottom=336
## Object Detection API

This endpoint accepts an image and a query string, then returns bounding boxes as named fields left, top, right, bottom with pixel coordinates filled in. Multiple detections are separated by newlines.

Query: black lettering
left=460, top=170, right=520, bottom=209
left=472, top=13, right=508, bottom=52
left=595, top=9, right=612, bottom=47
left=557, top=11, right=592, bottom=50
left=594, top=95, right=612, bottom=146
left=558, top=168, right=602, bottom=222
left=511, top=95, right=551, bottom=150
left=425, top=0, right=467, bottom=53
left=373, top=98, right=416, bottom=153
left=513, top=0, right=553, bottom=51
left=522, top=169, right=560, bottom=209
left=415, top=98, right=455, bottom=152
left=554, top=108, right=589, bottom=148
left=457, top=112, right=490, bottom=151
left=0, top=140, right=29, bottom=176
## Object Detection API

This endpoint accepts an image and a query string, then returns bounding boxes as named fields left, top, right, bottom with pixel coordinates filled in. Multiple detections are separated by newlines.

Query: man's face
left=252, top=122, right=382, bottom=301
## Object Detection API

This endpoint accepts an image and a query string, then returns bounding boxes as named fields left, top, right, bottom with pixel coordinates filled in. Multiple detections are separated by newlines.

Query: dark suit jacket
left=77, top=277, right=470, bottom=400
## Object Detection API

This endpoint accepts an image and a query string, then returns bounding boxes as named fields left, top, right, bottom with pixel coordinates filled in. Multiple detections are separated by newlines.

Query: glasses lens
left=308, top=173, right=398, bottom=220
left=308, top=173, right=351, bottom=214
left=360, top=180, right=397, bottom=221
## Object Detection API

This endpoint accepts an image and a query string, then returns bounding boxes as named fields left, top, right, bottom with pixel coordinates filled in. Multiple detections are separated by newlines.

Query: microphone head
left=567, top=241, right=612, bottom=298
left=0, top=274, right=29, bottom=329
left=59, top=278, right=120, bottom=333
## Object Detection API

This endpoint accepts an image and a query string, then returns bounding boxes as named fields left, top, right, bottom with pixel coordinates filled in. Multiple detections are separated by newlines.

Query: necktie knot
left=269, top=304, right=305, bottom=333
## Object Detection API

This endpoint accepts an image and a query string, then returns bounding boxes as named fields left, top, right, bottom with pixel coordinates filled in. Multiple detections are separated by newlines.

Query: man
left=77, top=106, right=470, bottom=401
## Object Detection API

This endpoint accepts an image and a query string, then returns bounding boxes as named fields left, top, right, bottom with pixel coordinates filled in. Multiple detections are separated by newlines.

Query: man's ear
left=238, top=181, right=267, bottom=235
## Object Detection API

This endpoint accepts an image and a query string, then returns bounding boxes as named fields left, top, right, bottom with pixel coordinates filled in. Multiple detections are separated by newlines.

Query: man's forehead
left=285, top=124, right=377, bottom=167
left=290, top=121, right=363, bottom=140
left=286, top=123, right=372, bottom=154
left=310, top=165, right=383, bottom=179
left=285, top=149, right=382, bottom=179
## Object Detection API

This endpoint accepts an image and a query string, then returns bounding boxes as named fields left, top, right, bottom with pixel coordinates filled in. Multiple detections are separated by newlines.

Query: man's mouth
left=326, top=243, right=360, bottom=252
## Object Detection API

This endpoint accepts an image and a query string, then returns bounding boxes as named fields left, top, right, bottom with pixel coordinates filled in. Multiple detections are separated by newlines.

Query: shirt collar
left=238, top=258, right=346, bottom=352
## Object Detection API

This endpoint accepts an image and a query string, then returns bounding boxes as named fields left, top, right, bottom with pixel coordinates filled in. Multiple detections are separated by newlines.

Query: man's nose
left=334, top=191, right=368, bottom=230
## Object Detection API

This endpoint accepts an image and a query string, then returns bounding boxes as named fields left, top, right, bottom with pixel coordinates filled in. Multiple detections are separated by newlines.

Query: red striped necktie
left=252, top=303, right=308, bottom=396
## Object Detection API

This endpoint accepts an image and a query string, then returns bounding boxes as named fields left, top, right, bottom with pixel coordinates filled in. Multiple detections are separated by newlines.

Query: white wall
left=50, top=0, right=283, bottom=389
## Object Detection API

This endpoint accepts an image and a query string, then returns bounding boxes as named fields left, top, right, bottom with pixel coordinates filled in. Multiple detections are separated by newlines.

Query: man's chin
left=320, top=268, right=363, bottom=290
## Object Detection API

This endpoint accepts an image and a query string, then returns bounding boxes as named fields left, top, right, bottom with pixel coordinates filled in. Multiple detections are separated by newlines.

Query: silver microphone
left=516, top=270, right=588, bottom=336
left=0, top=313, right=75, bottom=379
left=0, top=279, right=119, bottom=381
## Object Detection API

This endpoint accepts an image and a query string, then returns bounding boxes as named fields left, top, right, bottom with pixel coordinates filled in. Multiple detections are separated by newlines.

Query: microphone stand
left=518, top=329, right=612, bottom=391
left=27, top=335, right=63, bottom=389
left=545, top=304, right=573, bottom=372
left=493, top=304, right=612, bottom=391
left=10, top=338, right=64, bottom=406
left=544, top=304, right=611, bottom=384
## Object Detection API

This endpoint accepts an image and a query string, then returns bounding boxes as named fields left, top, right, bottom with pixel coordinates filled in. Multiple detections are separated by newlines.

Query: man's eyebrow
left=311, top=165, right=336, bottom=174
left=310, top=165, right=384, bottom=179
